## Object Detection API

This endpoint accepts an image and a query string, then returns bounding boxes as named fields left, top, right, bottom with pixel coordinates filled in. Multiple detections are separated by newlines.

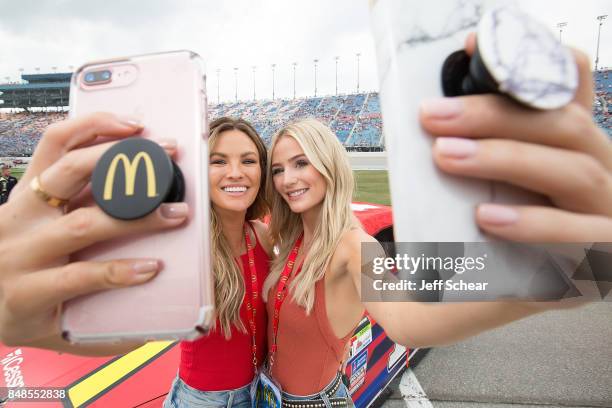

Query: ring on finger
left=30, top=176, right=69, bottom=210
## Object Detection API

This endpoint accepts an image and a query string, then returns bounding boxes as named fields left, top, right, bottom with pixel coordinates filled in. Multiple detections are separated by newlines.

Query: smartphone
left=369, top=1, right=581, bottom=301
left=62, top=51, right=213, bottom=343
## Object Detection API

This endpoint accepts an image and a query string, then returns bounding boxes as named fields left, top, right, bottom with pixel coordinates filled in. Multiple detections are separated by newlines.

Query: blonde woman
left=164, top=117, right=273, bottom=408
left=262, top=50, right=611, bottom=406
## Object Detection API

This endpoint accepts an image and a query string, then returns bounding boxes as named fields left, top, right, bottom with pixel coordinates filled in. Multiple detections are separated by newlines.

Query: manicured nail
left=132, top=260, right=160, bottom=275
left=157, top=138, right=177, bottom=150
left=420, top=97, right=463, bottom=119
left=160, top=202, right=189, bottom=219
left=116, top=115, right=144, bottom=129
left=435, top=137, right=478, bottom=158
left=477, top=204, right=519, bottom=226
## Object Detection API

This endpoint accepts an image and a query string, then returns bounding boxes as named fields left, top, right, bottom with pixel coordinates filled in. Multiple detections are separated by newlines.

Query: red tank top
left=179, top=225, right=270, bottom=390
left=266, top=268, right=354, bottom=395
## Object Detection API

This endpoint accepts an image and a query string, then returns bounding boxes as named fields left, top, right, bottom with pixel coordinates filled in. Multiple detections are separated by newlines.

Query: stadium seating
left=594, top=70, right=611, bottom=136
left=1, top=71, right=610, bottom=157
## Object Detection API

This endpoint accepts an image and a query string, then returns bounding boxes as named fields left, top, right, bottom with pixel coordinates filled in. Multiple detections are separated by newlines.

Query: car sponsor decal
left=348, top=350, right=368, bottom=394
left=1, top=349, right=25, bottom=388
left=349, top=317, right=372, bottom=359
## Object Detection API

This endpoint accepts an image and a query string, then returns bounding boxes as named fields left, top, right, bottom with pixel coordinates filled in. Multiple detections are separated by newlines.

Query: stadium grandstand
left=1, top=70, right=611, bottom=158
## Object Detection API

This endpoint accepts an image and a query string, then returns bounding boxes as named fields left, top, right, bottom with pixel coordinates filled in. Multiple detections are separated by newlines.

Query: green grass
left=8, top=166, right=390, bottom=205
left=353, top=170, right=390, bottom=206
left=10, top=167, right=25, bottom=180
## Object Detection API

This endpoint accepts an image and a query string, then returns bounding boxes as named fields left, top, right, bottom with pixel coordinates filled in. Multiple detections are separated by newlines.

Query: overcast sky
left=0, top=0, right=609, bottom=103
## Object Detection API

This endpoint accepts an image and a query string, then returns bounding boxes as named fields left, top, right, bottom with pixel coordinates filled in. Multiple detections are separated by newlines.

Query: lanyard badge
left=251, top=234, right=304, bottom=408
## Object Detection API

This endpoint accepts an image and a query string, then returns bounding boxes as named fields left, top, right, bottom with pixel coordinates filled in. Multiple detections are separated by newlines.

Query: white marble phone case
left=369, top=0, right=579, bottom=300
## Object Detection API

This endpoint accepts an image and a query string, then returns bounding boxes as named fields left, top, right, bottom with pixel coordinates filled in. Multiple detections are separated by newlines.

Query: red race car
left=0, top=202, right=414, bottom=408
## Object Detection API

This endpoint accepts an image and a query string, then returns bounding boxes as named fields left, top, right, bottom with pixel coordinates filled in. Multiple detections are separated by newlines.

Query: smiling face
left=209, top=129, right=262, bottom=215
left=270, top=135, right=327, bottom=215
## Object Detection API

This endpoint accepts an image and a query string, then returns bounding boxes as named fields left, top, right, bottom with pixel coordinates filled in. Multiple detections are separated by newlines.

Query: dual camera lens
left=83, top=70, right=112, bottom=85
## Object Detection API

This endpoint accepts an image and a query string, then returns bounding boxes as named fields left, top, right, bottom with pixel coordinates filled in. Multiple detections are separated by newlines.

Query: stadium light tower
left=595, top=15, right=608, bottom=71
left=356, top=53, right=361, bottom=93
left=313, top=59, right=319, bottom=97
left=556, top=22, right=567, bottom=43
left=234, top=67, right=238, bottom=102
left=292, top=62, right=297, bottom=99
left=272, top=64, right=276, bottom=100
left=335, top=56, right=339, bottom=95
left=252, top=66, right=256, bottom=100
left=216, top=69, right=221, bottom=104
left=18, top=68, right=24, bottom=83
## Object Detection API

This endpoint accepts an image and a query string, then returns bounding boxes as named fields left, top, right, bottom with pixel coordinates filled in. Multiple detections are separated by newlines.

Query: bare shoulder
left=335, top=228, right=379, bottom=266
left=250, top=220, right=273, bottom=257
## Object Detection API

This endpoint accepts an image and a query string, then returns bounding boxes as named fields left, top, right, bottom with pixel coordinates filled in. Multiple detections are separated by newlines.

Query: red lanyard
left=269, top=234, right=304, bottom=369
left=242, top=223, right=259, bottom=374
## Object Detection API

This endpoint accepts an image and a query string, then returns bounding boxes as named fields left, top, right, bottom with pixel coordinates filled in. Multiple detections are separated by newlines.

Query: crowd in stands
left=594, top=70, right=611, bottom=136
left=0, top=111, right=65, bottom=156
left=1, top=73, right=611, bottom=157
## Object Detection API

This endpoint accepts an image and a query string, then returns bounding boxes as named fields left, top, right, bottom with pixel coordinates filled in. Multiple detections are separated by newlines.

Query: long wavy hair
left=209, top=117, right=269, bottom=338
left=263, top=119, right=357, bottom=312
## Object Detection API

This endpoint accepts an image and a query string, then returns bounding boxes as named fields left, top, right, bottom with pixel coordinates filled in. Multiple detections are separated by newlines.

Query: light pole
left=356, top=53, right=361, bottom=93
left=271, top=64, right=276, bottom=100
left=216, top=69, right=220, bottom=104
left=556, top=22, right=567, bottom=43
left=252, top=66, right=256, bottom=100
left=234, top=67, right=238, bottom=102
left=314, top=59, right=318, bottom=97
left=335, top=56, right=339, bottom=95
left=292, top=62, right=297, bottom=99
left=595, top=15, right=608, bottom=71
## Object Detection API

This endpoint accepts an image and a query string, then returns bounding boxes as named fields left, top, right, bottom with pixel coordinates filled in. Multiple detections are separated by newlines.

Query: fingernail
left=477, top=204, right=519, bottom=226
left=157, top=138, right=177, bottom=150
left=160, top=202, right=189, bottom=219
left=420, top=97, right=463, bottom=119
left=132, top=260, right=160, bottom=275
left=116, top=115, right=144, bottom=129
left=435, top=137, right=477, bottom=158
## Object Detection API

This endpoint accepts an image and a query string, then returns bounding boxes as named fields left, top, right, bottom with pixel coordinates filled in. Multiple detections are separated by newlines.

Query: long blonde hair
left=263, top=119, right=357, bottom=312
left=209, top=117, right=269, bottom=338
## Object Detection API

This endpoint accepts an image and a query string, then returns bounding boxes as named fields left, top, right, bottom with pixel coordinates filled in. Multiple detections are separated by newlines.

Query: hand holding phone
left=62, top=51, right=214, bottom=343
left=0, top=111, right=189, bottom=351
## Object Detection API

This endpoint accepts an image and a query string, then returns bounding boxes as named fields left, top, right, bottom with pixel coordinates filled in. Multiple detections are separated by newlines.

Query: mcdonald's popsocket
left=441, top=6, right=578, bottom=110
left=91, top=138, right=185, bottom=220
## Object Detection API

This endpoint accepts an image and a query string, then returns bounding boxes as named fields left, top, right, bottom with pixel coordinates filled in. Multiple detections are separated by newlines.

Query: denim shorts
left=163, top=375, right=251, bottom=408
left=281, top=373, right=355, bottom=408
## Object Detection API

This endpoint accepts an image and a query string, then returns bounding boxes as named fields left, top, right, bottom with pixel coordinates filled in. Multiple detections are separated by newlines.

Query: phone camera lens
left=84, top=73, right=95, bottom=83
left=101, top=71, right=111, bottom=80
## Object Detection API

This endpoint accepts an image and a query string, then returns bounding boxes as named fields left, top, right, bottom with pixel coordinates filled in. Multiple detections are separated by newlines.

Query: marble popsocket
left=441, top=5, right=578, bottom=110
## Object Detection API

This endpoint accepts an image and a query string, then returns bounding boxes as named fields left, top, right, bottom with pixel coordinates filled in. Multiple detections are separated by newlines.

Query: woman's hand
left=0, top=113, right=188, bottom=352
left=420, top=34, right=612, bottom=242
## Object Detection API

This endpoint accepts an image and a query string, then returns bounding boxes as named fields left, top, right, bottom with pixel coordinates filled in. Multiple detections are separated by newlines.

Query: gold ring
left=30, top=176, right=68, bottom=208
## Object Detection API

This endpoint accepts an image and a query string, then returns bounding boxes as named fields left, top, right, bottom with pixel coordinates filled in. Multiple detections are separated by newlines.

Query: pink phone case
left=62, top=51, right=213, bottom=343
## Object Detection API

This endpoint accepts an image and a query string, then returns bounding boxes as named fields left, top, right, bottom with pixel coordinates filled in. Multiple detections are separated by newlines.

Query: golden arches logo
left=103, top=152, right=157, bottom=200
